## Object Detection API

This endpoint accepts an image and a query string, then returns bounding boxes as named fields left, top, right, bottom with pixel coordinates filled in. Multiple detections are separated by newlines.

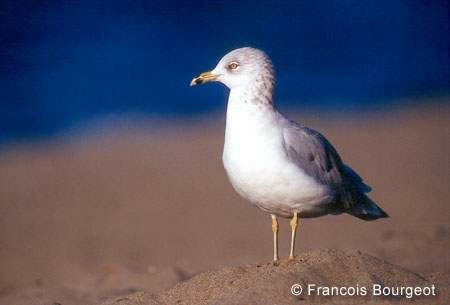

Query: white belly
left=222, top=99, right=334, bottom=218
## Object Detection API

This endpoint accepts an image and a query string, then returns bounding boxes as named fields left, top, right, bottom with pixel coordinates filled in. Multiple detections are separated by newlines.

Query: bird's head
left=190, top=47, right=274, bottom=90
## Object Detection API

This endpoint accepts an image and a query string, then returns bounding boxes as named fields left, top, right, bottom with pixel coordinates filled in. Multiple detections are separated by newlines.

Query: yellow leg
left=271, top=214, right=279, bottom=263
left=289, top=212, right=299, bottom=260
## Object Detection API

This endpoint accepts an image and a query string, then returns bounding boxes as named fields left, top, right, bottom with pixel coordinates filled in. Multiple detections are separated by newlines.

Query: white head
left=191, top=47, right=274, bottom=91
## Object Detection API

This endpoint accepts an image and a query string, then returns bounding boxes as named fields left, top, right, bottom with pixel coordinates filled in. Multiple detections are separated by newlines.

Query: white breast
left=222, top=91, right=333, bottom=218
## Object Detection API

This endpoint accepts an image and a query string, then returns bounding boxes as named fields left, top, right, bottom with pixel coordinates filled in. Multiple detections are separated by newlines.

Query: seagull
left=190, top=47, right=388, bottom=263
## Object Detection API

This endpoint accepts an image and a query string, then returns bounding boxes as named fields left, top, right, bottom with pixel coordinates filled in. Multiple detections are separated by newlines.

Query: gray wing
left=282, top=121, right=371, bottom=210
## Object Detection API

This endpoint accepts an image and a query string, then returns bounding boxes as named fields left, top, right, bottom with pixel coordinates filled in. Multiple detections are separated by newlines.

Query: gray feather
left=281, top=119, right=387, bottom=219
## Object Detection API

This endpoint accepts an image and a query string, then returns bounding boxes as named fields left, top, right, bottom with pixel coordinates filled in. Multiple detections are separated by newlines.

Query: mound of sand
left=102, top=249, right=448, bottom=305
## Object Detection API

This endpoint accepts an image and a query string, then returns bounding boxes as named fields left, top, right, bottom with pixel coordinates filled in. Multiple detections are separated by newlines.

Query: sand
left=0, top=100, right=449, bottom=304
left=103, top=249, right=448, bottom=305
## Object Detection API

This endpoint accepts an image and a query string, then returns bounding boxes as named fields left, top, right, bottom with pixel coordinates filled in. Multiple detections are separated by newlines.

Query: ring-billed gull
left=191, top=47, right=388, bottom=263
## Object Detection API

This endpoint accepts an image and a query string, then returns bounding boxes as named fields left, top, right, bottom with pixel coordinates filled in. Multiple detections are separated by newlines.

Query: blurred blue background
left=1, top=0, right=449, bottom=144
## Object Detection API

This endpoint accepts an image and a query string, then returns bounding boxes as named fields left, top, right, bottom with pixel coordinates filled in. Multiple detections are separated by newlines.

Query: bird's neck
left=224, top=77, right=283, bottom=160
left=225, top=77, right=279, bottom=137
left=228, top=75, right=275, bottom=109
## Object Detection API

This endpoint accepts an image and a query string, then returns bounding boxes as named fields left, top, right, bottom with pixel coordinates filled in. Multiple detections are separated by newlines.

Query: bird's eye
left=227, top=62, right=239, bottom=70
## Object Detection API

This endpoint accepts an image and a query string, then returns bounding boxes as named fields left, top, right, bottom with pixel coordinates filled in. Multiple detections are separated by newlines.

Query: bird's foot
left=288, top=255, right=295, bottom=261
left=272, top=260, right=280, bottom=266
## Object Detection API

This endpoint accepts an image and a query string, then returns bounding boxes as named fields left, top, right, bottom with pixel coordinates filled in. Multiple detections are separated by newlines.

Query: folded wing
left=282, top=120, right=388, bottom=220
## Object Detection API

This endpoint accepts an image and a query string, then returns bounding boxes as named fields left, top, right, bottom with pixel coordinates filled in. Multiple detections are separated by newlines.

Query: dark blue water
left=1, top=0, right=449, bottom=143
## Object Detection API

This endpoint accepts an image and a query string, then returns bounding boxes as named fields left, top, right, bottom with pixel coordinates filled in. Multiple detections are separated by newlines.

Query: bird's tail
left=347, top=195, right=389, bottom=221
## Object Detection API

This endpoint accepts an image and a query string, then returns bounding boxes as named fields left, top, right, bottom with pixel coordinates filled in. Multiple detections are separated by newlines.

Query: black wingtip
left=348, top=212, right=388, bottom=221
left=347, top=200, right=389, bottom=221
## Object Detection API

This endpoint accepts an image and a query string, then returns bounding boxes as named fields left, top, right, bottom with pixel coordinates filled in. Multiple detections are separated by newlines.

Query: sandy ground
left=104, top=249, right=448, bottom=305
left=0, top=100, right=449, bottom=304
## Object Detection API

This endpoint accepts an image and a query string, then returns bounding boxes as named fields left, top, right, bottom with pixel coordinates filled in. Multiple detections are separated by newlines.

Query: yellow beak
left=190, top=71, right=218, bottom=86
